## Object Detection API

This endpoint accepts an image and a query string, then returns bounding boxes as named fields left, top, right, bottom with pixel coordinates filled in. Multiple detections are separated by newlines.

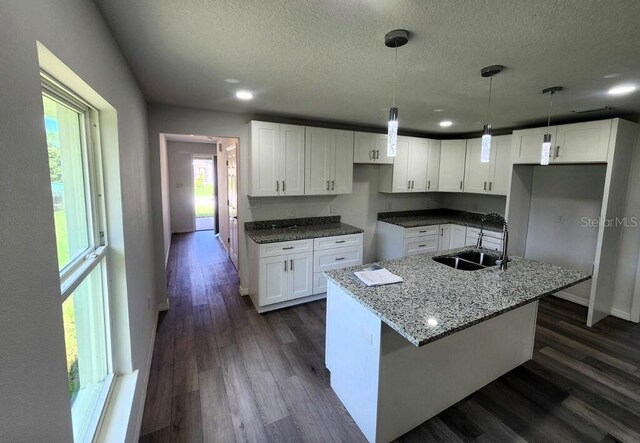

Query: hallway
left=140, top=231, right=640, bottom=442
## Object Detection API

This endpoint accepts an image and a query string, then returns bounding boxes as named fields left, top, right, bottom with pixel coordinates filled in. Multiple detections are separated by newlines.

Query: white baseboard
left=239, top=286, right=249, bottom=296
left=132, top=310, right=158, bottom=441
left=157, top=299, right=170, bottom=312
left=610, top=308, right=632, bottom=321
left=553, top=290, right=589, bottom=307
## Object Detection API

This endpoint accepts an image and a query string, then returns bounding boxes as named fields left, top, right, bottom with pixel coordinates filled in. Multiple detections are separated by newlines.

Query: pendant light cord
left=486, top=76, right=493, bottom=122
left=546, top=91, right=555, bottom=128
left=392, top=43, right=398, bottom=107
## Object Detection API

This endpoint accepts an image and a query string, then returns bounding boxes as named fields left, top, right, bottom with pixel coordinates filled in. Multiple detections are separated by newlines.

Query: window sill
left=94, top=371, right=139, bottom=443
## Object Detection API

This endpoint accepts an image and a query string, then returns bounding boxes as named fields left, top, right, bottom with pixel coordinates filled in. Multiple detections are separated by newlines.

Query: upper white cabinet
left=426, top=140, right=441, bottom=191
left=353, top=132, right=394, bottom=164
left=464, top=135, right=511, bottom=195
left=379, top=137, right=439, bottom=193
left=248, top=121, right=305, bottom=197
left=512, top=119, right=612, bottom=164
left=305, top=127, right=354, bottom=195
left=438, top=140, right=467, bottom=192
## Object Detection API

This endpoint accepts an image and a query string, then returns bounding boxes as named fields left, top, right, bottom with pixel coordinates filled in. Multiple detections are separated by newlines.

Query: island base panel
left=325, top=281, right=538, bottom=443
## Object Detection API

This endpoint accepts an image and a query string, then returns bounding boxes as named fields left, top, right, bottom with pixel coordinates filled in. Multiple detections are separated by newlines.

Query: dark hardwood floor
left=140, top=231, right=640, bottom=442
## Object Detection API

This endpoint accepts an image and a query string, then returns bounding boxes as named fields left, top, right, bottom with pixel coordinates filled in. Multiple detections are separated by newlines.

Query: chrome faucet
left=477, top=213, right=509, bottom=271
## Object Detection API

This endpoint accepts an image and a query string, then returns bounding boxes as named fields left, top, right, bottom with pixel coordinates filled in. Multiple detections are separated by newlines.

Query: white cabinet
left=248, top=239, right=314, bottom=309
left=439, top=140, right=467, bottom=192
left=437, top=224, right=467, bottom=251
left=248, top=121, right=305, bottom=197
left=354, top=132, right=394, bottom=164
left=464, top=135, right=511, bottom=195
left=377, top=222, right=440, bottom=259
left=465, top=227, right=503, bottom=252
left=379, top=137, right=438, bottom=193
left=312, top=234, right=363, bottom=294
left=305, top=127, right=354, bottom=195
left=511, top=119, right=612, bottom=165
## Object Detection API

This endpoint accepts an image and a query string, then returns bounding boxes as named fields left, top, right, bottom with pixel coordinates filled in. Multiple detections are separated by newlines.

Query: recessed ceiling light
left=433, top=108, right=444, bottom=112
left=608, top=84, right=636, bottom=96
left=235, top=90, right=254, bottom=100
left=439, top=120, right=453, bottom=127
left=603, top=73, right=620, bottom=79
left=225, top=78, right=240, bottom=84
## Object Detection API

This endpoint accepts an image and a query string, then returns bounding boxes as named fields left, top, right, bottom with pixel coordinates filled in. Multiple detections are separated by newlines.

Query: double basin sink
left=433, top=249, right=500, bottom=271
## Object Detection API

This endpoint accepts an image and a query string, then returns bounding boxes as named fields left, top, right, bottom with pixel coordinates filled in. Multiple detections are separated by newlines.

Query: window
left=43, top=75, right=113, bottom=442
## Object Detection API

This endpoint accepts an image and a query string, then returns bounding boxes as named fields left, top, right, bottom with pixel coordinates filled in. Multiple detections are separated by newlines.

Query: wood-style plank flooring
left=140, top=231, right=640, bottom=442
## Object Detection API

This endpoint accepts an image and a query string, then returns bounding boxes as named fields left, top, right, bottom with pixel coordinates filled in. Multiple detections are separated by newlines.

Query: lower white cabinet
left=378, top=222, right=473, bottom=258
left=248, top=234, right=363, bottom=312
left=438, top=224, right=467, bottom=251
left=465, top=227, right=503, bottom=251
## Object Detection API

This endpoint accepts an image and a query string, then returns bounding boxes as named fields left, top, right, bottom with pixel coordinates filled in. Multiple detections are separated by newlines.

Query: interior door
left=227, top=144, right=239, bottom=270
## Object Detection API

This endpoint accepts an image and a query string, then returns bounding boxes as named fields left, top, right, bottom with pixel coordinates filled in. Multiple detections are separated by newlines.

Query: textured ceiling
left=94, top=0, right=640, bottom=134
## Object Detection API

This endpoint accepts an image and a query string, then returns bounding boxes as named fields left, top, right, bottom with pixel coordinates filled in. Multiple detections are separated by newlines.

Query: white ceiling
left=94, top=0, right=640, bottom=134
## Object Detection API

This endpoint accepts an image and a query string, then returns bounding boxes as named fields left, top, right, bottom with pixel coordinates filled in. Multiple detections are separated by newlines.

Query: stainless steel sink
left=432, top=249, right=501, bottom=271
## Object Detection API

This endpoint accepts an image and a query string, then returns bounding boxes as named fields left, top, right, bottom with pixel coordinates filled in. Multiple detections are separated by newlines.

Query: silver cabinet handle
left=335, top=240, right=346, bottom=243
left=335, top=257, right=345, bottom=261
left=369, top=149, right=373, bottom=160
left=418, top=244, right=426, bottom=248
left=440, top=228, right=444, bottom=236
left=407, top=180, right=411, bottom=189
left=331, top=180, right=335, bottom=191
left=419, top=230, right=427, bottom=233
left=484, top=181, right=487, bottom=191
left=411, top=180, right=415, bottom=189
left=428, top=180, right=431, bottom=189
left=326, top=180, right=330, bottom=190
left=282, top=246, right=294, bottom=250
left=489, top=182, right=492, bottom=191
left=284, top=260, right=287, bottom=272
left=282, top=180, right=286, bottom=192
left=290, top=259, right=293, bottom=271
left=276, top=180, right=279, bottom=192
left=555, top=145, right=560, bottom=158
left=460, top=180, right=463, bottom=190
left=376, top=150, right=380, bottom=159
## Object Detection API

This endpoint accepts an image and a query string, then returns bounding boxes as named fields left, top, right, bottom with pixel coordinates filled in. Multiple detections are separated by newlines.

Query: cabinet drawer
left=404, top=225, right=439, bottom=238
left=403, top=236, right=439, bottom=256
left=313, top=272, right=327, bottom=294
left=314, top=233, right=363, bottom=251
left=259, top=239, right=313, bottom=258
left=466, top=227, right=503, bottom=241
left=313, top=245, right=363, bottom=273
left=465, top=235, right=502, bottom=251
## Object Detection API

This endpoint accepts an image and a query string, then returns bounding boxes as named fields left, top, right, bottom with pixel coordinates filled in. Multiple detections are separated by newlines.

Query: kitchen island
left=324, top=248, right=589, bottom=443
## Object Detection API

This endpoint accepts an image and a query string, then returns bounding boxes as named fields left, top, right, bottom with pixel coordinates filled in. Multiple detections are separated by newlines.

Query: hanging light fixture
left=385, top=29, right=409, bottom=157
left=480, top=65, right=504, bottom=163
left=540, top=86, right=563, bottom=165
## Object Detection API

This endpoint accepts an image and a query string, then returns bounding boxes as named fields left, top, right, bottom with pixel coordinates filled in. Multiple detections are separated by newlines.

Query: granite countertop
left=245, top=216, right=364, bottom=244
left=324, top=248, right=590, bottom=347
left=378, top=209, right=504, bottom=233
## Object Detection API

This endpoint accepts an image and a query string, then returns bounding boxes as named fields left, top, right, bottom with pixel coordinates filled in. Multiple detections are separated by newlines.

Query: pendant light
left=540, top=86, right=563, bottom=165
left=385, top=29, right=409, bottom=157
left=480, top=65, right=504, bottom=163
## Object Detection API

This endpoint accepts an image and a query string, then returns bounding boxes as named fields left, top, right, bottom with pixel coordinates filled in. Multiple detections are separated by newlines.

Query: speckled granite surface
left=245, top=216, right=363, bottom=244
left=324, top=247, right=590, bottom=347
left=378, top=209, right=504, bottom=232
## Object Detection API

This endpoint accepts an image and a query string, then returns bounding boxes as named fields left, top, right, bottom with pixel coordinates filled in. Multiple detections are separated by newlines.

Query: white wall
left=217, top=138, right=236, bottom=255
left=0, top=1, right=157, bottom=440
left=167, top=141, right=216, bottom=233
left=160, top=135, right=171, bottom=265
left=525, top=165, right=606, bottom=303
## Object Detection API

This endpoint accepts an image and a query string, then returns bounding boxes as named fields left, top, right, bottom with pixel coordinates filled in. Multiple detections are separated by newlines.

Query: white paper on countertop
left=353, top=268, right=403, bottom=287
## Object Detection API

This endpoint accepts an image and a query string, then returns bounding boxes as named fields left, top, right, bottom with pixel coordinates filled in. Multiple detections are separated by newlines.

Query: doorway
left=227, top=144, right=239, bottom=270
left=193, top=155, right=216, bottom=231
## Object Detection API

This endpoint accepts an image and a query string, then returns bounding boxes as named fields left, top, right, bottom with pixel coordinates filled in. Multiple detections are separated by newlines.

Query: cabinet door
left=439, top=140, right=467, bottom=192
left=305, top=127, right=333, bottom=195
left=331, top=130, right=354, bottom=194
left=408, top=137, right=429, bottom=192
left=354, top=132, right=377, bottom=164
left=280, top=124, right=305, bottom=196
left=391, top=136, right=411, bottom=192
left=249, top=121, right=280, bottom=196
left=438, top=224, right=452, bottom=251
left=372, top=134, right=394, bottom=164
left=489, top=135, right=512, bottom=195
left=450, top=225, right=467, bottom=248
left=259, top=255, right=288, bottom=306
left=426, top=140, right=441, bottom=191
left=554, top=120, right=612, bottom=163
left=464, top=138, right=491, bottom=194
left=511, top=126, right=557, bottom=164
left=403, top=236, right=439, bottom=256
left=288, top=252, right=313, bottom=300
